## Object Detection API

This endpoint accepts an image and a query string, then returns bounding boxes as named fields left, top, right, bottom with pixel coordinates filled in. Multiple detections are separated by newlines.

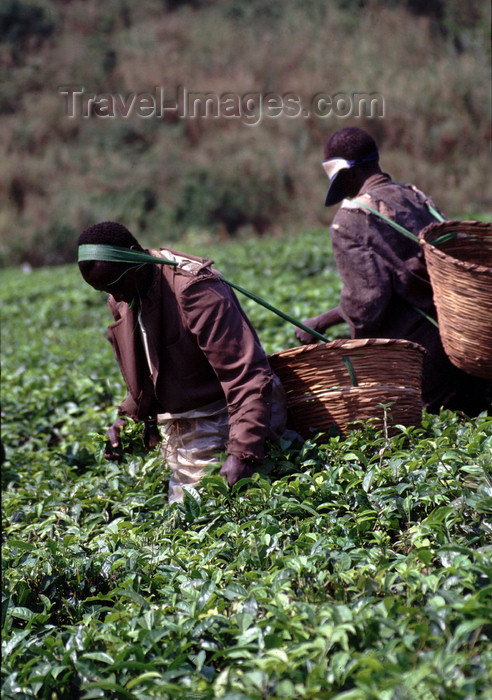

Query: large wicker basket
left=269, top=338, right=424, bottom=440
left=419, top=220, right=492, bottom=380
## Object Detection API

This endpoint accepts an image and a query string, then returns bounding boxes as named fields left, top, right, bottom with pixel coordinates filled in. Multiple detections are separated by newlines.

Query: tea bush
left=2, top=231, right=491, bottom=698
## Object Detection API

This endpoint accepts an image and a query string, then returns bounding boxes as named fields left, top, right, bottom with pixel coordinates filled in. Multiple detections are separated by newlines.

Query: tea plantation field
left=2, top=230, right=491, bottom=699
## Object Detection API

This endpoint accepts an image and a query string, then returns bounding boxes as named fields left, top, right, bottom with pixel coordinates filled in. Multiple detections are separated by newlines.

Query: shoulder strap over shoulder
left=156, top=248, right=215, bottom=276
left=350, top=198, right=420, bottom=243
left=350, top=196, right=445, bottom=239
left=340, top=192, right=374, bottom=211
left=406, top=185, right=446, bottom=222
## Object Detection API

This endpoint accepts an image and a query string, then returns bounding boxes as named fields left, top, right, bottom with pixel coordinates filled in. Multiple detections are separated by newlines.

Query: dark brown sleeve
left=178, top=277, right=273, bottom=462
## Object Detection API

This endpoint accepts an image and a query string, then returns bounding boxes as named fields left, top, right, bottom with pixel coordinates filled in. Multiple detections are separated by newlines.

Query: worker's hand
left=220, top=455, right=256, bottom=487
left=295, top=308, right=344, bottom=345
left=295, top=317, right=322, bottom=345
left=142, top=420, right=161, bottom=450
left=104, top=417, right=127, bottom=460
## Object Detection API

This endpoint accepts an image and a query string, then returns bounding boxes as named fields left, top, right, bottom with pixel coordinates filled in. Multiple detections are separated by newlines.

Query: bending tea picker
left=78, top=223, right=299, bottom=503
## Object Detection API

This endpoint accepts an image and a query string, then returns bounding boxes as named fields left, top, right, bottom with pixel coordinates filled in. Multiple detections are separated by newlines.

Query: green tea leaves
left=2, top=238, right=491, bottom=699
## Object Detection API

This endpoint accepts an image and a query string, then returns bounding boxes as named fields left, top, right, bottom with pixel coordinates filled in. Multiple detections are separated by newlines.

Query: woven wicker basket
left=419, top=220, right=492, bottom=380
left=269, top=338, right=424, bottom=440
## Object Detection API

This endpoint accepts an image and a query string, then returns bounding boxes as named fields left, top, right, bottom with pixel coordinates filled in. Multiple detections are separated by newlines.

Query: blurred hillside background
left=0, top=0, right=490, bottom=267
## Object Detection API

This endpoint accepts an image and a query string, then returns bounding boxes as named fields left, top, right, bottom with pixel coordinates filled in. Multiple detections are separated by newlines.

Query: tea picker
left=78, top=222, right=290, bottom=503
left=296, top=126, right=491, bottom=416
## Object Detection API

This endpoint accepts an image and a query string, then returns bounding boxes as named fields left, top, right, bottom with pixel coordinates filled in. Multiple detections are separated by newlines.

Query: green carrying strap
left=351, top=200, right=419, bottom=243
left=426, top=203, right=446, bottom=224
left=78, top=244, right=359, bottom=385
left=352, top=198, right=455, bottom=246
left=351, top=198, right=446, bottom=242
left=349, top=198, right=445, bottom=329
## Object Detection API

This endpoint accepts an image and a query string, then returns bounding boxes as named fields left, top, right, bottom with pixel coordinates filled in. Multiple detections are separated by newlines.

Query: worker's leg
left=159, top=406, right=229, bottom=504
left=159, top=374, right=294, bottom=504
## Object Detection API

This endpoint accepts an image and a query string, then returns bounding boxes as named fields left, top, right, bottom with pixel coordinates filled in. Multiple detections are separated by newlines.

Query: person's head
left=322, top=127, right=381, bottom=205
left=77, top=221, right=152, bottom=304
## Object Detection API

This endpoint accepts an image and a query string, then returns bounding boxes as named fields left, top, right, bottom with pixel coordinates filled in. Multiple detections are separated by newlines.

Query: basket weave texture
left=269, top=338, right=424, bottom=439
left=419, top=220, right=492, bottom=380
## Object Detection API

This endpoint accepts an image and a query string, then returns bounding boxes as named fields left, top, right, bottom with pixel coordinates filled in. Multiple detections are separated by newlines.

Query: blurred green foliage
left=1, top=0, right=490, bottom=267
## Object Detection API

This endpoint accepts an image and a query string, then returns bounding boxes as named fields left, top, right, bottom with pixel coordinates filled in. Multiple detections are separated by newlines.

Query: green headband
left=78, top=244, right=177, bottom=266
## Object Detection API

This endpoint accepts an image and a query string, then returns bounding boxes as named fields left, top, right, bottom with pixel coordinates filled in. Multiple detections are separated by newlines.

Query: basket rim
left=418, top=220, right=492, bottom=275
left=269, top=336, right=426, bottom=359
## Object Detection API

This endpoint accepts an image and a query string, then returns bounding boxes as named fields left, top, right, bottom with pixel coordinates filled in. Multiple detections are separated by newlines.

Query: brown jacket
left=331, top=173, right=440, bottom=339
left=330, top=173, right=473, bottom=410
left=106, top=249, right=277, bottom=461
